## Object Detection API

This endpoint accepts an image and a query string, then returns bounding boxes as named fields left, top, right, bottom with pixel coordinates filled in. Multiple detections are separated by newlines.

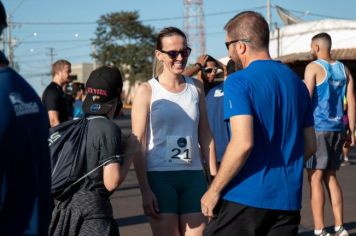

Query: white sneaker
left=314, top=229, right=331, bottom=236
left=335, top=226, right=349, bottom=236
left=340, top=160, right=351, bottom=167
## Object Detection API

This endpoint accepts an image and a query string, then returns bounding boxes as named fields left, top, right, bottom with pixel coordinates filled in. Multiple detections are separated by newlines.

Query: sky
left=2, top=0, right=356, bottom=95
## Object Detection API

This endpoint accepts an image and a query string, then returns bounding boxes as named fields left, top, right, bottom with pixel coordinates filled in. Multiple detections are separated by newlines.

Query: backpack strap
left=67, top=116, right=122, bottom=190
left=68, top=154, right=123, bottom=188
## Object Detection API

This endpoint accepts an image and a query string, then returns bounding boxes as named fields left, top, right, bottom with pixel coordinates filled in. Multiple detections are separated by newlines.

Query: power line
left=11, top=5, right=354, bottom=27
left=17, top=53, right=92, bottom=63
left=11, top=0, right=26, bottom=15
left=4, top=39, right=90, bottom=44
left=284, top=7, right=354, bottom=20
left=16, top=43, right=91, bottom=58
left=11, top=6, right=267, bottom=26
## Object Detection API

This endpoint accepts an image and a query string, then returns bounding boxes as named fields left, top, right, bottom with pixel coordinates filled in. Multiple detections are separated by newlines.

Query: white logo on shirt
left=9, top=93, right=39, bottom=116
left=214, top=89, right=224, bottom=97
left=328, top=79, right=343, bottom=87
left=328, top=116, right=342, bottom=122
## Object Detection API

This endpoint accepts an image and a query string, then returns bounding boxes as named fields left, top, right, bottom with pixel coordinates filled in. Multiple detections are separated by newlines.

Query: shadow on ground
left=115, top=215, right=148, bottom=227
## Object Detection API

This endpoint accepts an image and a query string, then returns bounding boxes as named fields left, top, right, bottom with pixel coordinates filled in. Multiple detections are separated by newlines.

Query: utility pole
left=92, top=45, right=97, bottom=70
left=1, top=32, right=5, bottom=51
left=7, top=15, right=14, bottom=68
left=46, top=47, right=56, bottom=66
left=267, top=0, right=272, bottom=31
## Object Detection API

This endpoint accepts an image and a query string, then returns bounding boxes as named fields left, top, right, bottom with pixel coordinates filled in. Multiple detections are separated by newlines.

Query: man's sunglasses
left=159, top=47, right=192, bottom=59
left=204, top=67, right=218, bottom=74
left=225, top=39, right=251, bottom=50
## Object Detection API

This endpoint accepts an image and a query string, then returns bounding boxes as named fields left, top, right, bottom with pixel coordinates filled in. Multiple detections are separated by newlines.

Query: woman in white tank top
left=131, top=27, right=217, bottom=236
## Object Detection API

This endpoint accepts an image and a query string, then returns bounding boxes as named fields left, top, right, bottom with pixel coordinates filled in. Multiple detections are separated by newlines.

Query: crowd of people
left=0, top=1, right=354, bottom=236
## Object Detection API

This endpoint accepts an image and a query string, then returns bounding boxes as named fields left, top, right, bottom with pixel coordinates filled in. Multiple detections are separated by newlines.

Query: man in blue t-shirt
left=0, top=3, right=51, bottom=235
left=201, top=11, right=316, bottom=236
left=304, top=32, right=355, bottom=236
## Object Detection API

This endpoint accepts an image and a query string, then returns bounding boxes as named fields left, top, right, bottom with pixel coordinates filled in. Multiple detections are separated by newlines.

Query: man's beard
left=233, top=53, right=244, bottom=70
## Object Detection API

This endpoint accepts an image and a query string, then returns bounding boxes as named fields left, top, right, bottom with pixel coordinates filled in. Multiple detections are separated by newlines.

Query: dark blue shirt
left=223, top=60, right=314, bottom=211
left=206, top=83, right=229, bottom=162
left=0, top=66, right=51, bottom=236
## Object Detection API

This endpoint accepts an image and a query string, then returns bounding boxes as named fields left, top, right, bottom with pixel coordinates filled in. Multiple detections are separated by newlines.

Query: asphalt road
left=112, top=109, right=356, bottom=236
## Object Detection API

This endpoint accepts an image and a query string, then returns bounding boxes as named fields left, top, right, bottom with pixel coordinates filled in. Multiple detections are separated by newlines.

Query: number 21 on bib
left=166, top=136, right=192, bottom=165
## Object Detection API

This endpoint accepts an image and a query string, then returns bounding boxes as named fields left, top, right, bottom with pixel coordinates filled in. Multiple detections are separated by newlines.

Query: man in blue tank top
left=201, top=11, right=316, bottom=236
left=304, top=32, right=355, bottom=236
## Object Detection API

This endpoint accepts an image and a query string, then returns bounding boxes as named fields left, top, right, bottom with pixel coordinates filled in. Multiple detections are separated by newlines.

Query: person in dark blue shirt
left=0, top=3, right=51, bottom=236
left=201, top=11, right=316, bottom=236
left=205, top=59, right=236, bottom=164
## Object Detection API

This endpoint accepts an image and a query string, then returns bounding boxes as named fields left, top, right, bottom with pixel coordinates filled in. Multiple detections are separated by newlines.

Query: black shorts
left=204, top=201, right=300, bottom=236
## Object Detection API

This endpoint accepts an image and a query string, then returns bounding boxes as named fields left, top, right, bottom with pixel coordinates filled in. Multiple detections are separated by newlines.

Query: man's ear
left=240, top=42, right=247, bottom=54
left=315, top=44, right=320, bottom=53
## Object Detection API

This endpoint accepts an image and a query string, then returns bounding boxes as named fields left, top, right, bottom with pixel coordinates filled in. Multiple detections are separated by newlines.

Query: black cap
left=83, top=66, right=123, bottom=115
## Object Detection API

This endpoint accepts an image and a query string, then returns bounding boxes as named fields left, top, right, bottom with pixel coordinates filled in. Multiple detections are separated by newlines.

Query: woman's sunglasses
left=159, top=47, right=192, bottom=59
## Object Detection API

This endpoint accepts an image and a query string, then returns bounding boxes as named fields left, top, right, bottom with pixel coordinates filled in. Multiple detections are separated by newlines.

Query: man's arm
left=182, top=54, right=208, bottom=78
left=201, top=115, right=253, bottom=217
left=303, top=126, right=317, bottom=161
left=304, top=62, right=317, bottom=98
left=345, top=66, right=356, bottom=145
left=48, top=110, right=60, bottom=127
left=43, top=88, right=61, bottom=127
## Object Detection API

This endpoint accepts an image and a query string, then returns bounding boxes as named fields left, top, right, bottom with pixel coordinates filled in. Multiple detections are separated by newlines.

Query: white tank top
left=146, top=76, right=203, bottom=171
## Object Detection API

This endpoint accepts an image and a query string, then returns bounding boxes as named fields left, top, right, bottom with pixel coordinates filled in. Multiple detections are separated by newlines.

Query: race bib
left=166, top=136, right=192, bottom=165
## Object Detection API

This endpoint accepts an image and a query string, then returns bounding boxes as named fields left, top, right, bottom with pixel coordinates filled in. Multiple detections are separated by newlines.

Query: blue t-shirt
left=0, top=66, right=51, bottom=235
left=223, top=60, right=314, bottom=211
left=206, top=83, right=229, bottom=162
left=312, top=59, right=346, bottom=131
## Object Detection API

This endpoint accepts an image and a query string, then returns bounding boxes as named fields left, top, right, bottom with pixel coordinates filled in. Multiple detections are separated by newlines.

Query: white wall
left=270, top=19, right=356, bottom=58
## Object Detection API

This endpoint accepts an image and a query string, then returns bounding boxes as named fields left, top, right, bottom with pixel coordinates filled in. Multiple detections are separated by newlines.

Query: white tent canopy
left=270, top=19, right=356, bottom=59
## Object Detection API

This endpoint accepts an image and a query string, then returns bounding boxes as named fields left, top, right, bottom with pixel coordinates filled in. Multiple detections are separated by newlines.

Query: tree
left=92, top=11, right=156, bottom=82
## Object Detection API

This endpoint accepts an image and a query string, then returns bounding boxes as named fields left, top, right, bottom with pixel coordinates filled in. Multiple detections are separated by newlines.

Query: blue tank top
left=312, top=59, right=346, bottom=131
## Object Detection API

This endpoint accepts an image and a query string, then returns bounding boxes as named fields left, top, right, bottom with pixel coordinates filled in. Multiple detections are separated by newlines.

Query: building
left=71, top=63, right=94, bottom=83
left=270, top=19, right=356, bottom=78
